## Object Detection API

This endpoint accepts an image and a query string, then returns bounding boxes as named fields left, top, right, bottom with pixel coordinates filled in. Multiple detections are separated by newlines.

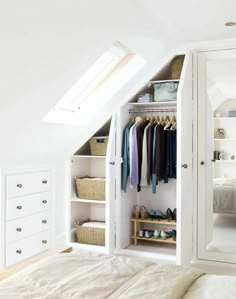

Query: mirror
left=205, top=55, right=236, bottom=254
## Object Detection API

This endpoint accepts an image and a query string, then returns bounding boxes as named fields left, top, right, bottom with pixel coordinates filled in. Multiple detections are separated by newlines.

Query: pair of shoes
left=166, top=208, right=177, bottom=222
left=149, top=209, right=167, bottom=220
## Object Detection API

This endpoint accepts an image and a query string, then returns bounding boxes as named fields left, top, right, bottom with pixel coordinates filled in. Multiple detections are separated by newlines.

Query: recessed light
left=225, top=22, right=236, bottom=27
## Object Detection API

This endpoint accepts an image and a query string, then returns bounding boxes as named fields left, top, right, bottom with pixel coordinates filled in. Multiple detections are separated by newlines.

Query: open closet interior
left=116, top=55, right=185, bottom=261
left=70, top=119, right=111, bottom=251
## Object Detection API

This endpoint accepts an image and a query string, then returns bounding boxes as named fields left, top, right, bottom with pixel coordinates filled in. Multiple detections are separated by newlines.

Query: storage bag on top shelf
left=153, top=82, right=178, bottom=102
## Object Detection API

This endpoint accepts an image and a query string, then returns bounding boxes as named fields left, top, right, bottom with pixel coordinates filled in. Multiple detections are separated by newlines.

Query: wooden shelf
left=72, top=198, right=106, bottom=204
left=130, top=218, right=176, bottom=225
left=131, top=235, right=176, bottom=244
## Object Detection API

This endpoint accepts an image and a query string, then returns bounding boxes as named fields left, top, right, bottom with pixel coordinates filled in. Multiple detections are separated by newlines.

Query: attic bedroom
left=1, top=1, right=236, bottom=298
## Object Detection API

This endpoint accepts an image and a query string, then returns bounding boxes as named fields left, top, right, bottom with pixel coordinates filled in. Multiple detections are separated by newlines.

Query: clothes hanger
left=164, top=115, right=176, bottom=130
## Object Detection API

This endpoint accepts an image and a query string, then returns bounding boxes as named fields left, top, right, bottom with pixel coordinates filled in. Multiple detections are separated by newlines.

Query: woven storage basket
left=75, top=219, right=105, bottom=246
left=75, top=177, right=105, bottom=200
left=89, top=136, right=108, bottom=156
left=171, top=56, right=184, bottom=79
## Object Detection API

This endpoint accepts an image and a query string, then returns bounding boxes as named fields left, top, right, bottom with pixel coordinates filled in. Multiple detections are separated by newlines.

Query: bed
left=0, top=251, right=236, bottom=298
left=213, top=178, right=236, bottom=213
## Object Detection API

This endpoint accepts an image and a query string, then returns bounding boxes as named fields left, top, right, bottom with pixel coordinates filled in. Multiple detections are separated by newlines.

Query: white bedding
left=0, top=252, right=236, bottom=298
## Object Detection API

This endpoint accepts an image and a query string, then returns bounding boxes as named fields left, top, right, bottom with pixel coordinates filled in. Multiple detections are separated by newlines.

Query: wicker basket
left=171, top=56, right=184, bottom=79
left=75, top=219, right=105, bottom=246
left=75, top=177, right=105, bottom=200
left=89, top=136, right=108, bottom=156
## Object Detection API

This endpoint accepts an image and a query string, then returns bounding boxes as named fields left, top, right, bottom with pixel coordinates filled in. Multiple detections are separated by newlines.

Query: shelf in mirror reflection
left=214, top=139, right=236, bottom=141
left=214, top=160, right=236, bottom=163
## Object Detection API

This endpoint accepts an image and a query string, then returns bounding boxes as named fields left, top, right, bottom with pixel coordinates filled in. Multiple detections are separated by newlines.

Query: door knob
left=181, top=164, right=188, bottom=168
left=16, top=228, right=22, bottom=232
left=16, top=184, right=22, bottom=188
left=16, top=206, right=22, bottom=210
left=42, top=180, right=47, bottom=184
left=200, top=161, right=205, bottom=165
left=16, top=250, right=22, bottom=254
left=42, top=220, right=47, bottom=224
left=109, top=161, right=115, bottom=165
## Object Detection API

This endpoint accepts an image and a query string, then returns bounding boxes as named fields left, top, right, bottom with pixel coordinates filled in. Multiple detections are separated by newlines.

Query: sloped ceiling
left=0, top=0, right=235, bottom=163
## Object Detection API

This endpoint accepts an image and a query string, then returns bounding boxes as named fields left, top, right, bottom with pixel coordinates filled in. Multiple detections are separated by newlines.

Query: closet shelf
left=149, top=79, right=180, bottom=85
left=131, top=235, right=176, bottom=244
left=128, top=101, right=176, bottom=107
left=72, top=155, right=106, bottom=159
left=72, top=198, right=106, bottom=204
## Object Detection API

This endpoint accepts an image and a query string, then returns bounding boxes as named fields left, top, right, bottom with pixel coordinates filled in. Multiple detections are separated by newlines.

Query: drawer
left=6, top=230, right=50, bottom=267
left=6, top=171, right=51, bottom=198
left=6, top=211, right=50, bottom=244
left=6, top=192, right=50, bottom=221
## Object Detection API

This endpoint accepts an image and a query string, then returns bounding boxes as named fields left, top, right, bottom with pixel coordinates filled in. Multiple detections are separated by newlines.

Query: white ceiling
left=136, top=0, right=236, bottom=42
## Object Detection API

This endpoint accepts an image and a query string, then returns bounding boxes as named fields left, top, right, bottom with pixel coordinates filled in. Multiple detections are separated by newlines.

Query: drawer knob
left=16, top=250, right=22, bottom=254
left=42, top=220, right=47, bottom=224
left=42, top=180, right=47, bottom=184
left=16, top=228, right=22, bottom=232
left=16, top=206, right=22, bottom=210
left=42, top=240, right=47, bottom=244
left=16, top=184, right=22, bottom=188
left=42, top=200, right=47, bottom=204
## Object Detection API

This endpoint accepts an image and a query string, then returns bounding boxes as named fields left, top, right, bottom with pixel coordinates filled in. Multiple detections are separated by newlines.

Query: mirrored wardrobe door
left=197, top=48, right=236, bottom=264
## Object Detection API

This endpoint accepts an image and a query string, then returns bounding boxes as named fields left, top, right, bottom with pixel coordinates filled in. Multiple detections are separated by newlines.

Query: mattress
left=1, top=251, right=236, bottom=298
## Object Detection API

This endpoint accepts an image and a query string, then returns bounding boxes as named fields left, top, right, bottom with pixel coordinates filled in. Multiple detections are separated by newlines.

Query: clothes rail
left=129, top=108, right=176, bottom=114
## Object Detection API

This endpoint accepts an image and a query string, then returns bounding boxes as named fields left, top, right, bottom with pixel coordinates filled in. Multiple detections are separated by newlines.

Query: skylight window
left=42, top=41, right=146, bottom=125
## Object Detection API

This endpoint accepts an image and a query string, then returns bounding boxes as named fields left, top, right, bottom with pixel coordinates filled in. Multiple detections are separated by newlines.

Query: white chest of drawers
left=1, top=169, right=53, bottom=268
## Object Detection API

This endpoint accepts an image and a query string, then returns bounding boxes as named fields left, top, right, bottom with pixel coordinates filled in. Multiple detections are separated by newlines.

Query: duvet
left=0, top=251, right=236, bottom=299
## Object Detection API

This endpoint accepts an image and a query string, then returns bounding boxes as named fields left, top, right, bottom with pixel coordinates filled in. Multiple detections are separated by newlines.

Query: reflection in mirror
left=206, top=58, right=236, bottom=254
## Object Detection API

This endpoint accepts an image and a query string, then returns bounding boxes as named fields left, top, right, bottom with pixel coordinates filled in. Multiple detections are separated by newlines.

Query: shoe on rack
left=133, top=205, right=140, bottom=219
left=160, top=230, right=167, bottom=239
left=173, top=208, right=177, bottom=222
left=166, top=208, right=174, bottom=221
left=149, top=209, right=156, bottom=218
left=155, top=210, right=167, bottom=220
left=153, top=229, right=160, bottom=238
left=171, top=229, right=176, bottom=241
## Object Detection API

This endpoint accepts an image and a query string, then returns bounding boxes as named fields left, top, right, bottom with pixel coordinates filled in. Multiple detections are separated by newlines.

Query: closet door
left=197, top=49, right=236, bottom=264
left=176, top=51, right=193, bottom=265
left=105, top=115, right=116, bottom=253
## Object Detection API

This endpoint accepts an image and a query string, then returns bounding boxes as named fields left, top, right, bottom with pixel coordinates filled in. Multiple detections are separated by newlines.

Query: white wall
left=0, top=0, right=176, bottom=244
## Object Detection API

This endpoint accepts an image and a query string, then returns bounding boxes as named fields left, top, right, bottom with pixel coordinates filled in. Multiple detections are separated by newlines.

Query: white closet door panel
left=6, top=192, right=50, bottom=221
left=6, top=211, right=50, bottom=243
left=6, top=230, right=50, bottom=267
left=176, top=51, right=193, bottom=265
left=106, top=115, right=116, bottom=253
left=6, top=171, right=51, bottom=198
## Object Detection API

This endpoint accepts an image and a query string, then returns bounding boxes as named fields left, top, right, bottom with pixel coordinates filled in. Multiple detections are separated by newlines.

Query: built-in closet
left=115, top=53, right=193, bottom=264
left=68, top=52, right=193, bottom=265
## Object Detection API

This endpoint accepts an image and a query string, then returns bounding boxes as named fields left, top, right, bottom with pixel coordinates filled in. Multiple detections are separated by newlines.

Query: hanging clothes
left=122, top=121, right=133, bottom=192
left=122, top=114, right=177, bottom=194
